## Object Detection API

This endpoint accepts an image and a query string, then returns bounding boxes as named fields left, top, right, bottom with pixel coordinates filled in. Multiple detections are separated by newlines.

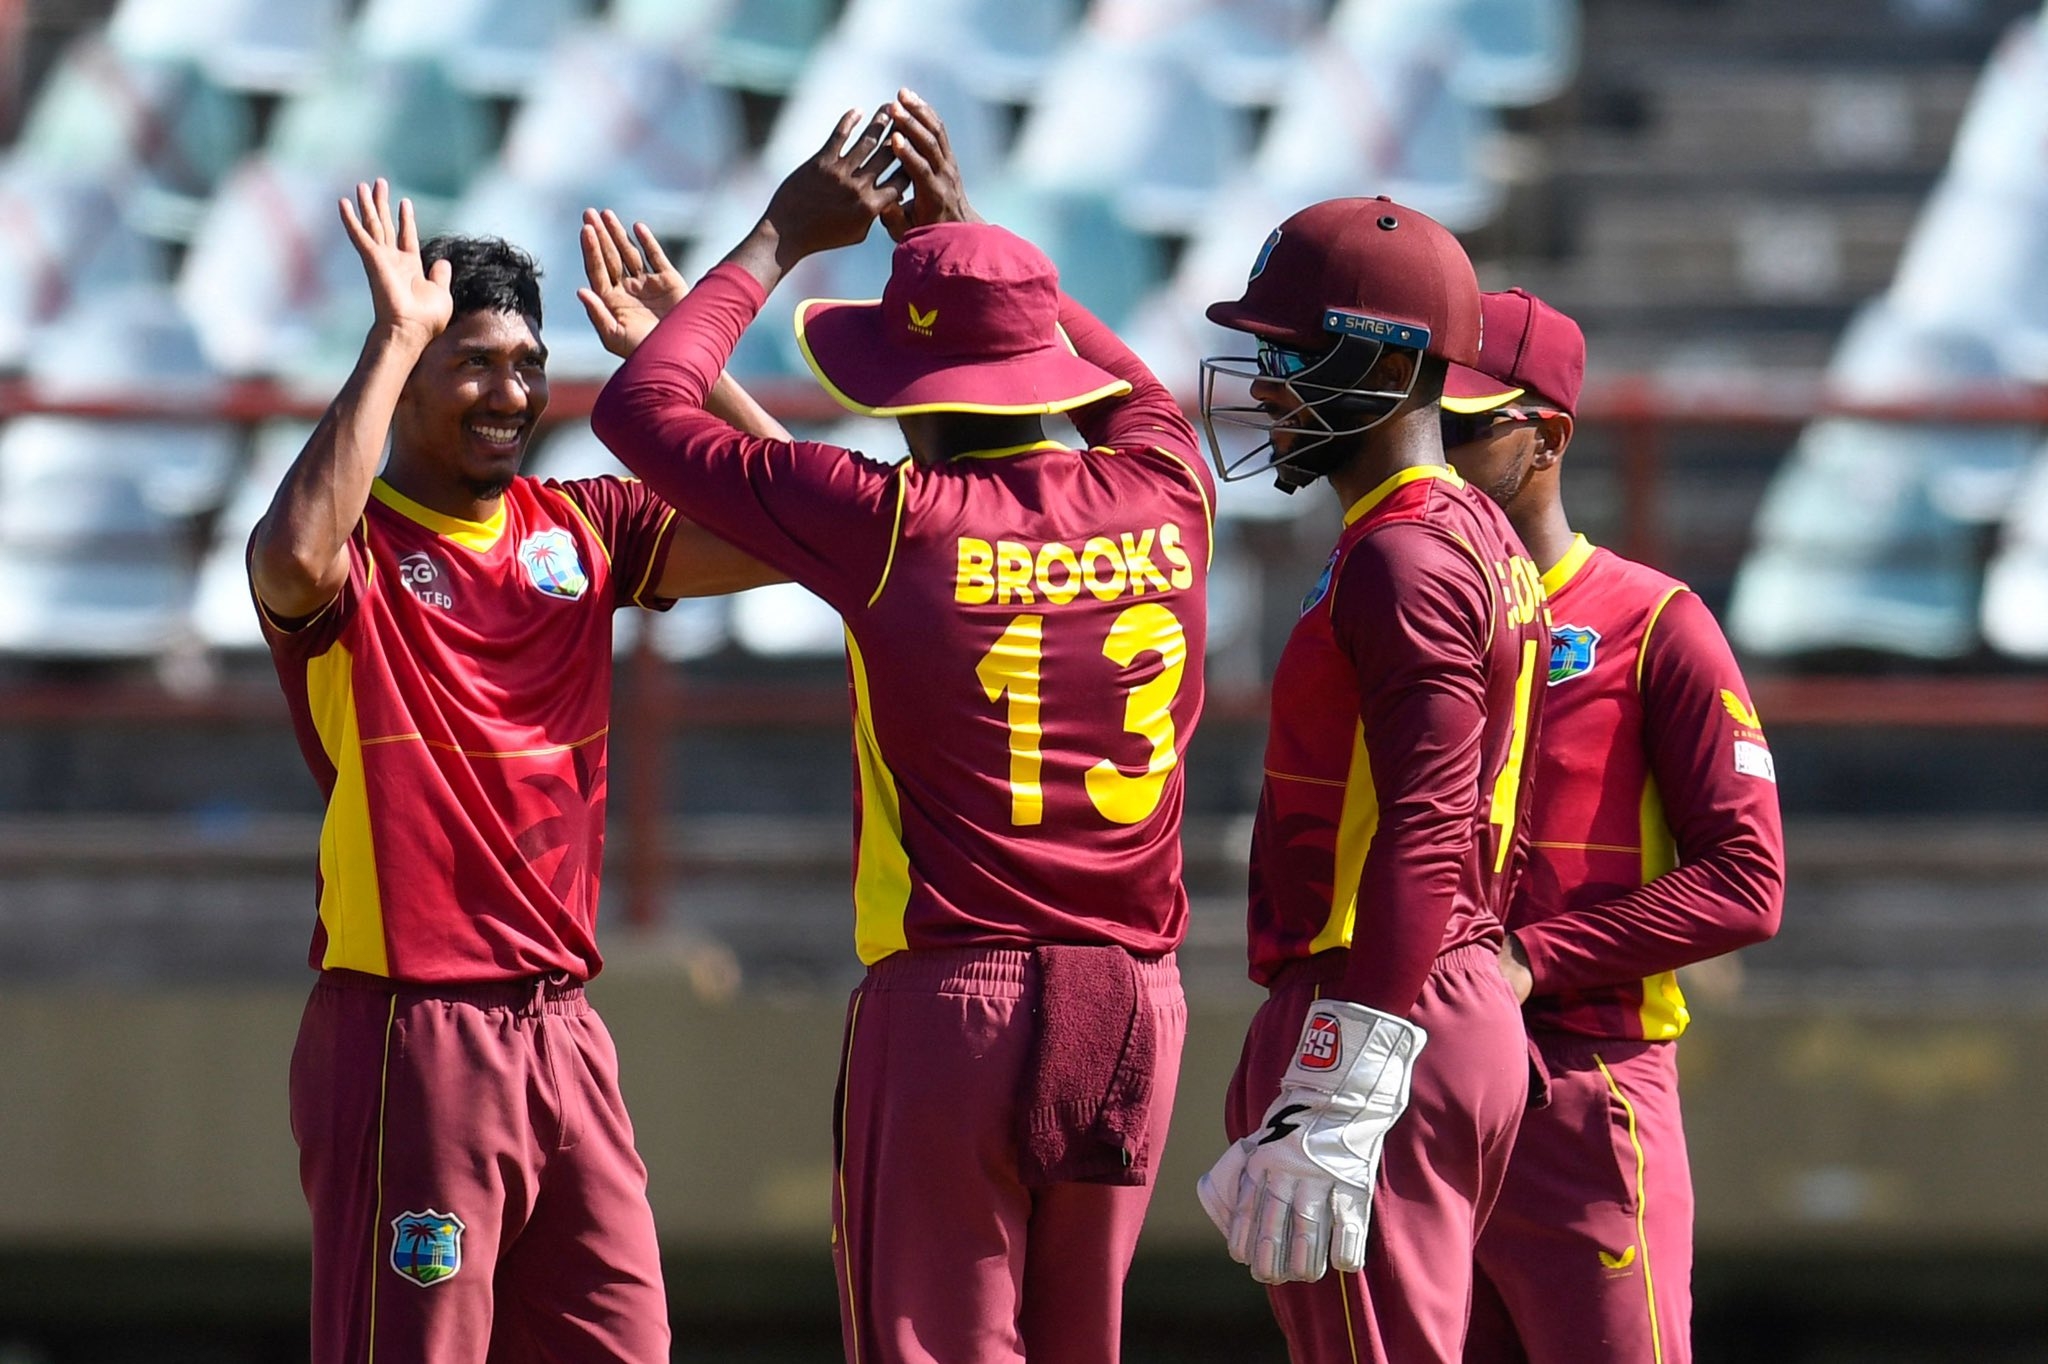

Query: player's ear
left=1363, top=346, right=1417, bottom=398
left=1530, top=412, right=1572, bottom=469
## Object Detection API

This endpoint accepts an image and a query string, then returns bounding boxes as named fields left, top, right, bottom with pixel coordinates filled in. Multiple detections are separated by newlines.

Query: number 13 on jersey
left=975, top=603, right=1189, bottom=828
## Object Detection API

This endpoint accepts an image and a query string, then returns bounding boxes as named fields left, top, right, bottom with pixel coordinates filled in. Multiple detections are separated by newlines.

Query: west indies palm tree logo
left=518, top=527, right=589, bottom=600
left=515, top=741, right=605, bottom=918
left=391, top=1209, right=466, bottom=1287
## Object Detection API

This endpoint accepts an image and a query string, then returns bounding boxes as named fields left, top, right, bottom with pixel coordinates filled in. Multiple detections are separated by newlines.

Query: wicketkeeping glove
left=1196, top=999, right=1427, bottom=1284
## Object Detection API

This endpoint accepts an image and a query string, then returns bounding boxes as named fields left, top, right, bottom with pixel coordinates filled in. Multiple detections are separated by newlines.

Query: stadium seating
left=0, top=415, right=234, bottom=658
left=34, top=0, right=2037, bottom=673
left=355, top=0, right=592, bottom=99
left=1730, top=3, right=2048, bottom=659
left=494, top=30, right=743, bottom=236
left=1085, top=0, right=1326, bottom=107
left=0, top=162, right=166, bottom=372
left=175, top=157, right=371, bottom=384
left=1981, top=436, right=2048, bottom=658
left=265, top=54, right=494, bottom=220
left=9, top=37, right=251, bottom=241
left=1006, top=35, right=1253, bottom=236
left=1449, top=0, right=1581, bottom=107
left=111, top=0, right=351, bottom=97
left=191, top=421, right=308, bottom=653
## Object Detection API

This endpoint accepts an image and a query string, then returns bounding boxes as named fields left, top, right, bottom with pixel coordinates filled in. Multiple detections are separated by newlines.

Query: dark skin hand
left=721, top=107, right=906, bottom=296
left=877, top=88, right=983, bottom=239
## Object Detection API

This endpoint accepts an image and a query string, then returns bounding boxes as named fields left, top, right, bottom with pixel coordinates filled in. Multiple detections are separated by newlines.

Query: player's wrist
left=364, top=315, right=439, bottom=359
left=1282, top=999, right=1426, bottom=1097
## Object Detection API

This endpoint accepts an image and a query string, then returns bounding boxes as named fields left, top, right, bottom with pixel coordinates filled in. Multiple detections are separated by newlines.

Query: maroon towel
left=1017, top=945, right=1157, bottom=1187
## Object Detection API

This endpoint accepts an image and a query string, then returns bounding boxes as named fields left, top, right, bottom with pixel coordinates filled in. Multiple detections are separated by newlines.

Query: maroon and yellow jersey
left=593, top=264, right=1213, bottom=963
left=1246, top=464, right=1546, bottom=1016
left=256, top=475, right=677, bottom=983
left=1511, top=536, right=1784, bottom=1040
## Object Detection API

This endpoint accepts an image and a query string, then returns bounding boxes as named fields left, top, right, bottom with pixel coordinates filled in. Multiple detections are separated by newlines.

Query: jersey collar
left=1341, top=462, right=1464, bottom=527
left=1539, top=533, right=1596, bottom=598
left=954, top=439, right=1070, bottom=461
left=370, top=479, right=508, bottom=552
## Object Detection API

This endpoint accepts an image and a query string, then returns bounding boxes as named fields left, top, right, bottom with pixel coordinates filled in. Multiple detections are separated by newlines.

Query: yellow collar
left=370, top=479, right=508, bottom=552
left=954, top=439, right=1071, bottom=461
left=1342, top=463, right=1464, bottom=527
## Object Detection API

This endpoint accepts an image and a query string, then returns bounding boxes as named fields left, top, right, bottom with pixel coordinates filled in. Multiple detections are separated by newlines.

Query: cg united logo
left=391, top=1209, right=465, bottom=1287
left=1297, top=1012, right=1341, bottom=1071
left=398, top=551, right=453, bottom=608
left=518, top=528, right=588, bottom=600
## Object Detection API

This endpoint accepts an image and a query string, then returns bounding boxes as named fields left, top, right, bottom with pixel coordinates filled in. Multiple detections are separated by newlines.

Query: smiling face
left=389, top=309, right=549, bottom=508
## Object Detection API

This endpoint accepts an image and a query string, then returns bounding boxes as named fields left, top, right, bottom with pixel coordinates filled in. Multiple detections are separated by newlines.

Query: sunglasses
left=1256, top=340, right=1319, bottom=380
left=1439, top=406, right=1559, bottom=447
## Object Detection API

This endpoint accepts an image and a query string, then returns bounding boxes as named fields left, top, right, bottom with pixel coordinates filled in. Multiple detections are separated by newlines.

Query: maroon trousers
left=290, top=970, right=668, bottom=1364
left=831, top=946, right=1187, bottom=1364
left=1225, top=945, right=1528, bottom=1364
left=1468, top=1036, right=1694, bottom=1364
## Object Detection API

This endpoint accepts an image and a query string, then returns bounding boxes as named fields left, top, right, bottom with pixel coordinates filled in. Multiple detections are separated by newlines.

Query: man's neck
left=1323, top=406, right=1445, bottom=511
left=1509, top=497, right=1577, bottom=574
left=381, top=459, right=505, bottom=524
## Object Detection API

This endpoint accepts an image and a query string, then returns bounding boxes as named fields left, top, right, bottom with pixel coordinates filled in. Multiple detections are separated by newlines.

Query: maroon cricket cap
left=1206, top=196, right=1481, bottom=366
left=1441, top=287, right=1585, bottom=416
left=794, top=222, right=1130, bottom=417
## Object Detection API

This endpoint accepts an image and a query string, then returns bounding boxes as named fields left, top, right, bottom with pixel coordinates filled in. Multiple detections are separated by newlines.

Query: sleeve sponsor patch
left=1734, top=739, right=1776, bottom=783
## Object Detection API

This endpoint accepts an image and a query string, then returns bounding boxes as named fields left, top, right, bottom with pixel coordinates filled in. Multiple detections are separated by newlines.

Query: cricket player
left=588, top=93, right=1210, bottom=1364
left=1192, top=197, right=1547, bottom=1364
left=1440, top=289, right=1786, bottom=1364
left=249, top=178, right=781, bottom=1362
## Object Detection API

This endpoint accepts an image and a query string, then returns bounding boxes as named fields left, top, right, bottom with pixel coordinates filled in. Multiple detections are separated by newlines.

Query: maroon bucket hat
left=1441, top=287, right=1585, bottom=416
left=794, top=222, right=1131, bottom=417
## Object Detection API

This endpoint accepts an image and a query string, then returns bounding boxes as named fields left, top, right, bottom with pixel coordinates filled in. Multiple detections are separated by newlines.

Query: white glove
left=1197, top=1000, right=1426, bottom=1284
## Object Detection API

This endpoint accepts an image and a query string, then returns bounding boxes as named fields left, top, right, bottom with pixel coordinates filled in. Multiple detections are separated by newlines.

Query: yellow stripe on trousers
left=1594, top=1054, right=1664, bottom=1364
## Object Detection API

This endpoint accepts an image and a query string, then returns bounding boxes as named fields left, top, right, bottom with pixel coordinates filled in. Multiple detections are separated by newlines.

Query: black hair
left=420, top=235, right=543, bottom=326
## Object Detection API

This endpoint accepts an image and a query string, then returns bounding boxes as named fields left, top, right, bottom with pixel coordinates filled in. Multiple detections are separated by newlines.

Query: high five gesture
left=337, top=177, right=452, bottom=349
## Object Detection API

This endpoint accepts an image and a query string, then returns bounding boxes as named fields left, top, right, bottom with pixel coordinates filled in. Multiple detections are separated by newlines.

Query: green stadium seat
left=495, top=31, right=744, bottom=237
left=11, top=37, right=252, bottom=241
left=355, top=0, right=596, bottom=98
left=1007, top=36, right=1254, bottom=237
left=266, top=54, right=493, bottom=217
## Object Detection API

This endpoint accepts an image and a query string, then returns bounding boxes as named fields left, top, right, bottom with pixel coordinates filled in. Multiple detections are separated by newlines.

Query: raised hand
left=577, top=208, right=689, bottom=358
left=338, top=178, right=451, bottom=348
left=759, top=108, right=905, bottom=267
left=879, top=88, right=982, bottom=241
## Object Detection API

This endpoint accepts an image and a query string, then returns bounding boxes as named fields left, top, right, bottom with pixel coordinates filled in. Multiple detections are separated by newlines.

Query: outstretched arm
left=576, top=207, right=793, bottom=442
left=250, top=179, right=449, bottom=620
left=589, top=109, right=908, bottom=613
left=720, top=108, right=903, bottom=300
left=883, top=90, right=1199, bottom=461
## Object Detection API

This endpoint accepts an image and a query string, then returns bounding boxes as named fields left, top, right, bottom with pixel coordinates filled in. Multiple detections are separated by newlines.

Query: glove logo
left=1256, top=1103, right=1311, bottom=1146
left=1297, top=1012, right=1342, bottom=1071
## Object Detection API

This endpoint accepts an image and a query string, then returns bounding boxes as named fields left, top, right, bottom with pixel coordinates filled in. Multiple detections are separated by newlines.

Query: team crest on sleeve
left=1548, top=624, right=1600, bottom=684
left=1300, top=550, right=1339, bottom=616
left=518, top=528, right=589, bottom=600
left=391, top=1210, right=465, bottom=1287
